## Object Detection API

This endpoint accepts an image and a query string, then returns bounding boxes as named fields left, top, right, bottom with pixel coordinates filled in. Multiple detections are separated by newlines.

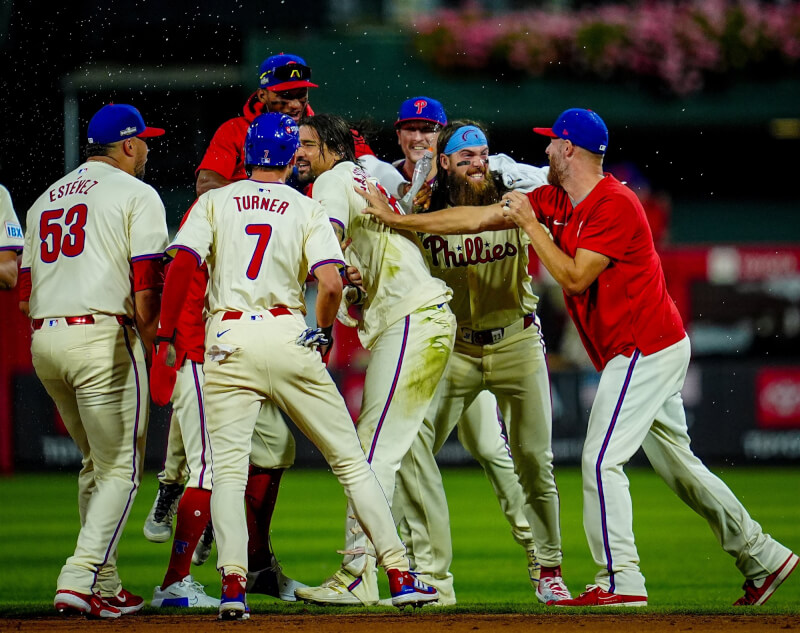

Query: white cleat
left=151, top=575, right=220, bottom=608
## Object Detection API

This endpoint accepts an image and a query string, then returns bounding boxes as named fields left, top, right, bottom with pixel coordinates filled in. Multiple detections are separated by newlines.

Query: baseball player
left=195, top=53, right=318, bottom=196
left=144, top=52, right=315, bottom=601
left=360, top=120, right=570, bottom=605
left=291, top=114, right=456, bottom=607
left=19, top=103, right=168, bottom=618
left=0, top=184, right=23, bottom=289
left=385, top=98, right=547, bottom=599
left=151, top=112, right=440, bottom=619
left=505, top=108, right=798, bottom=607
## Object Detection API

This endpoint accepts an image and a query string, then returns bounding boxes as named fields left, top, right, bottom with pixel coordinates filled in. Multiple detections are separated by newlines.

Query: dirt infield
left=4, top=613, right=800, bottom=632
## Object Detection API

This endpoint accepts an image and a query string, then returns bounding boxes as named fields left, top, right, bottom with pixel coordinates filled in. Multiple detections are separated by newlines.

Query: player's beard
left=446, top=166, right=499, bottom=206
left=547, top=154, right=565, bottom=188
left=134, top=160, right=146, bottom=180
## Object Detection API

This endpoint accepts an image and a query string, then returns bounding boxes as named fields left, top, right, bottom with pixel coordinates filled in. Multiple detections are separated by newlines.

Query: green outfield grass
left=0, top=465, right=798, bottom=615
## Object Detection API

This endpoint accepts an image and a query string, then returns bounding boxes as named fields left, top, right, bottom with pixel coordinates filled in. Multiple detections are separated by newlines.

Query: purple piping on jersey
left=310, top=258, right=346, bottom=274
left=367, top=315, right=410, bottom=464
left=131, top=252, right=165, bottom=262
left=192, top=361, right=210, bottom=488
left=329, top=218, right=345, bottom=232
left=96, top=326, right=144, bottom=581
left=19, top=266, right=29, bottom=273
left=595, top=349, right=640, bottom=594
left=169, top=244, right=203, bottom=266
left=0, top=245, right=21, bottom=252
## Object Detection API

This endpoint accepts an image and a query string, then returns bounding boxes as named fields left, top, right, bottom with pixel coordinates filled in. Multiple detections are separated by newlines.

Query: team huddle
left=6, top=52, right=796, bottom=620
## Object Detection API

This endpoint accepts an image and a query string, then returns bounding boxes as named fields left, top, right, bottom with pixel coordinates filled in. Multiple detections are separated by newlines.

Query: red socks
left=245, top=466, right=284, bottom=571
left=161, top=487, right=211, bottom=589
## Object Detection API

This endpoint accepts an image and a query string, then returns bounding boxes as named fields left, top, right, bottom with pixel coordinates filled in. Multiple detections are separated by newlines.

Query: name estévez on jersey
left=48, top=177, right=100, bottom=202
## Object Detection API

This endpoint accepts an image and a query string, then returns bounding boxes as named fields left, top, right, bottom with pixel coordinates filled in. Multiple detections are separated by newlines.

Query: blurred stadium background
left=1, top=0, right=799, bottom=476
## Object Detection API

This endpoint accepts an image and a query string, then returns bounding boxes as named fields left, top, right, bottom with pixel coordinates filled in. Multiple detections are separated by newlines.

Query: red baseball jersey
left=527, top=174, right=685, bottom=370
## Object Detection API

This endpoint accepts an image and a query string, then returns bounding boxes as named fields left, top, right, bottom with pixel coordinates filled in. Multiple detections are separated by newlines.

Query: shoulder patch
left=5, top=221, right=22, bottom=240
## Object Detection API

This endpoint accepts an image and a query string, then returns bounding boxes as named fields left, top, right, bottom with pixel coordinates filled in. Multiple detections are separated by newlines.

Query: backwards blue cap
left=443, top=125, right=488, bottom=155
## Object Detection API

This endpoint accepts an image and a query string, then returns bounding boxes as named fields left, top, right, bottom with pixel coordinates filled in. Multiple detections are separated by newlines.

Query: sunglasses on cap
left=267, top=63, right=312, bottom=82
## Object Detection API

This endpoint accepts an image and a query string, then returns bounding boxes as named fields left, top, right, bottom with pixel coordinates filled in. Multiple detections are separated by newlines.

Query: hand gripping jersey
left=311, top=161, right=451, bottom=348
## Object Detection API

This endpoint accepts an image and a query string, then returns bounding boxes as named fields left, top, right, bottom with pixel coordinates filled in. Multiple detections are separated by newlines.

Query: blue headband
left=443, top=125, right=488, bottom=155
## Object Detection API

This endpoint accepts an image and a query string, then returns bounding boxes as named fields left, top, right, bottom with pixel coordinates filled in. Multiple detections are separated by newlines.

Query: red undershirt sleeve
left=158, top=250, right=199, bottom=337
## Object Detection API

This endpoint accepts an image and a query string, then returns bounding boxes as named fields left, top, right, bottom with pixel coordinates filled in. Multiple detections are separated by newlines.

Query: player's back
left=22, top=161, right=167, bottom=319
left=312, top=161, right=451, bottom=348
left=180, top=178, right=339, bottom=316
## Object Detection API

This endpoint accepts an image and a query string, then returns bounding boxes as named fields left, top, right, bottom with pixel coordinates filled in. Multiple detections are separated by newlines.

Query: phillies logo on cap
left=414, top=99, right=428, bottom=114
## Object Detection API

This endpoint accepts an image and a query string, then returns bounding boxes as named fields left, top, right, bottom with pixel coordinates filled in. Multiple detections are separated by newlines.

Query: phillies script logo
left=414, top=99, right=427, bottom=114
left=422, top=235, right=518, bottom=268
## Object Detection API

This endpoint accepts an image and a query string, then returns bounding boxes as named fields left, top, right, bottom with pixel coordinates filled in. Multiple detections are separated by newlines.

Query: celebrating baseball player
left=363, top=98, right=546, bottom=602
left=144, top=52, right=316, bottom=603
left=0, top=184, right=23, bottom=289
left=361, top=118, right=571, bottom=604
left=151, top=112, right=440, bottom=620
left=19, top=103, right=168, bottom=618
left=291, top=113, right=456, bottom=606
left=363, top=106, right=799, bottom=607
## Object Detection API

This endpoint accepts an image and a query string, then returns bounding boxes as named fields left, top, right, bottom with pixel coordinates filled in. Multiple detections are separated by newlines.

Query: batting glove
left=296, top=326, right=334, bottom=364
left=150, top=331, right=178, bottom=407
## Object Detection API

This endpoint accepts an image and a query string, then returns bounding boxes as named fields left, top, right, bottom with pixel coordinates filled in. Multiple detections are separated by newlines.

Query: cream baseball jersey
left=418, top=226, right=538, bottom=331
left=312, top=161, right=451, bottom=348
left=168, top=179, right=343, bottom=315
left=0, top=184, right=23, bottom=252
left=22, top=162, right=168, bottom=319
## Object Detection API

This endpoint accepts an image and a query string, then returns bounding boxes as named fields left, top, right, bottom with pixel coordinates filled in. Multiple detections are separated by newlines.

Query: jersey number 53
left=39, top=204, right=88, bottom=263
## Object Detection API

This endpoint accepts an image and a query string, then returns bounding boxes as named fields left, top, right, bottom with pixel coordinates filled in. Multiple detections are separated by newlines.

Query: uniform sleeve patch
left=5, top=221, right=22, bottom=240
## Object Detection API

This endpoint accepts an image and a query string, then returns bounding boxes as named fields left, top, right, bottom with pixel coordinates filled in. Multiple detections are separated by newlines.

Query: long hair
left=299, top=113, right=357, bottom=164
left=429, top=119, right=506, bottom=211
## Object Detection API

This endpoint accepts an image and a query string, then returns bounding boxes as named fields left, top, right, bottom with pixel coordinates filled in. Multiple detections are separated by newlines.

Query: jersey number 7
left=245, top=224, right=273, bottom=280
left=39, top=204, right=88, bottom=263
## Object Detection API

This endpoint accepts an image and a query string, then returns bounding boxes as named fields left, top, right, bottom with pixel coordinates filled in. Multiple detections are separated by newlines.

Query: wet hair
left=429, top=119, right=506, bottom=211
left=299, top=113, right=357, bottom=164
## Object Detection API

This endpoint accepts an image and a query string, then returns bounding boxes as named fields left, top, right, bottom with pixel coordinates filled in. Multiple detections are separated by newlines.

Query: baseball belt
left=459, top=315, right=535, bottom=346
left=221, top=307, right=292, bottom=321
left=32, top=314, right=134, bottom=330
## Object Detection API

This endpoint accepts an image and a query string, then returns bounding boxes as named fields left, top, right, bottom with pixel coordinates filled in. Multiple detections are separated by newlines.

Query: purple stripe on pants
left=192, top=361, right=210, bottom=488
left=367, top=315, right=410, bottom=464
left=595, top=349, right=640, bottom=594
left=97, top=327, right=143, bottom=575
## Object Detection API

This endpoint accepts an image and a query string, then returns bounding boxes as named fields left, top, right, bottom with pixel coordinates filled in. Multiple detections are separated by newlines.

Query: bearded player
left=361, top=120, right=571, bottom=605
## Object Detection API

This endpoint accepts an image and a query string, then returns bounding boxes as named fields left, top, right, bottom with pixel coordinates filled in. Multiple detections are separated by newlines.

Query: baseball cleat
left=536, top=565, right=571, bottom=604
left=734, top=552, right=799, bottom=606
left=152, top=575, right=220, bottom=608
left=54, top=590, right=121, bottom=619
left=388, top=569, right=438, bottom=608
left=143, top=482, right=184, bottom=543
left=550, top=584, right=647, bottom=607
left=294, top=568, right=378, bottom=606
left=246, top=556, right=307, bottom=601
left=219, top=573, right=248, bottom=620
left=101, top=587, right=144, bottom=614
left=192, top=520, right=214, bottom=566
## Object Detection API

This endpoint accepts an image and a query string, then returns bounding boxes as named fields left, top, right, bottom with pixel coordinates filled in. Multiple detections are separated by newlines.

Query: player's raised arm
left=357, top=181, right=512, bottom=234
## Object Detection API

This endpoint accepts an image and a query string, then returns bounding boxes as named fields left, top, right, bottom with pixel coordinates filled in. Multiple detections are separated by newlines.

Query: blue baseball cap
left=395, top=96, right=447, bottom=128
left=87, top=104, right=165, bottom=145
left=533, top=108, right=608, bottom=155
left=258, top=53, right=318, bottom=92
